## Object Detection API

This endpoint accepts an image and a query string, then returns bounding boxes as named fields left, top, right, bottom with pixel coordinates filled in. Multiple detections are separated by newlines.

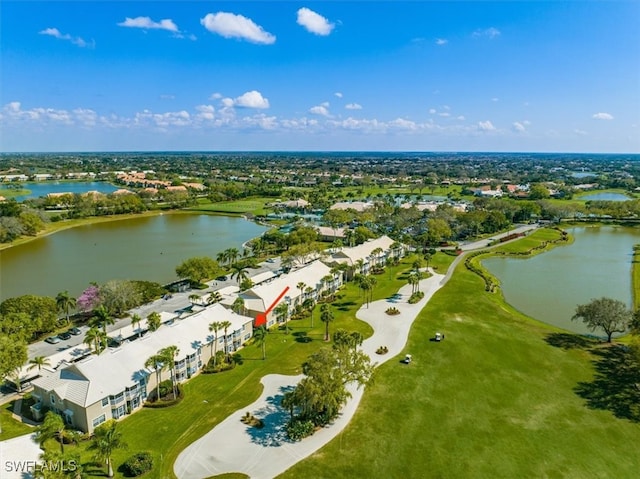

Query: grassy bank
left=633, top=245, right=640, bottom=311
left=0, top=188, right=31, bottom=198
left=188, top=198, right=275, bottom=216
left=280, top=252, right=640, bottom=478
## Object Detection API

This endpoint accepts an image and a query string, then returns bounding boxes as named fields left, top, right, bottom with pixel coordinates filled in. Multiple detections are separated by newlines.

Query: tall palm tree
left=274, top=302, right=289, bottom=334
left=131, top=314, right=142, bottom=338
left=36, top=411, right=66, bottom=453
left=28, top=356, right=51, bottom=372
left=226, top=247, right=240, bottom=266
left=296, top=281, right=307, bottom=304
left=371, top=247, right=384, bottom=267
left=144, top=354, right=165, bottom=402
left=84, top=326, right=107, bottom=355
left=232, top=297, right=245, bottom=315
left=302, top=297, right=316, bottom=328
left=230, top=263, right=250, bottom=288
left=253, top=325, right=268, bottom=360
left=188, top=294, right=200, bottom=305
left=220, top=320, right=232, bottom=363
left=159, top=345, right=179, bottom=399
left=320, top=303, right=334, bottom=341
left=424, top=252, right=433, bottom=271
left=92, top=305, right=114, bottom=334
left=89, top=420, right=127, bottom=478
left=207, top=291, right=222, bottom=305
left=146, top=311, right=161, bottom=332
left=208, top=321, right=222, bottom=366
left=56, top=291, right=76, bottom=325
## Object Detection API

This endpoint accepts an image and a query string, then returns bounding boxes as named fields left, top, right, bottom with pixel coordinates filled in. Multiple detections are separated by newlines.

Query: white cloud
left=117, top=16, right=179, bottom=32
left=345, top=103, right=362, bottom=110
left=574, top=129, right=588, bottom=136
left=456, top=116, right=466, bottom=121
left=297, top=8, right=335, bottom=36
left=39, top=27, right=93, bottom=48
left=478, top=120, right=496, bottom=131
left=439, top=112, right=450, bottom=117
left=435, top=38, right=448, bottom=46
left=389, top=118, right=418, bottom=130
left=429, top=108, right=437, bottom=114
left=221, top=98, right=235, bottom=108
left=234, top=91, right=270, bottom=109
left=200, top=12, right=275, bottom=44
left=334, top=92, right=343, bottom=98
left=513, top=121, right=526, bottom=132
left=309, top=105, right=331, bottom=117
left=209, top=93, right=223, bottom=100
left=195, top=105, right=215, bottom=121
left=592, top=112, right=614, bottom=120
left=474, top=27, right=501, bottom=39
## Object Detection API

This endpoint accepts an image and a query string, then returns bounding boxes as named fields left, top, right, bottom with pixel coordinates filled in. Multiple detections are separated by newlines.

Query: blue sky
left=1, top=1, right=639, bottom=153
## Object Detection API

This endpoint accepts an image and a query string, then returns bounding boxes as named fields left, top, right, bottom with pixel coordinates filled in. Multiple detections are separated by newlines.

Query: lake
left=580, top=192, right=631, bottom=201
left=11, top=181, right=120, bottom=201
left=483, top=226, right=638, bottom=336
left=0, top=213, right=267, bottom=301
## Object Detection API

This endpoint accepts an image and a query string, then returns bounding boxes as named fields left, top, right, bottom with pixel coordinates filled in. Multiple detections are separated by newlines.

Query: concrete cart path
left=174, top=270, right=446, bottom=479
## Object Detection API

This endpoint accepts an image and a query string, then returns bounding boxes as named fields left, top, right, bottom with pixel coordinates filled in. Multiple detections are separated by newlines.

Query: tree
left=0, top=337, right=27, bottom=385
left=232, top=297, right=245, bottom=315
left=274, top=302, right=289, bottom=334
left=297, top=282, right=307, bottom=303
left=147, top=311, right=161, bottom=332
left=84, top=326, right=107, bottom=355
left=89, top=420, right=127, bottom=478
left=159, top=345, right=180, bottom=399
left=76, top=284, right=101, bottom=312
left=144, top=354, right=166, bottom=402
left=253, top=325, right=268, bottom=360
left=208, top=321, right=222, bottom=366
left=35, top=411, right=66, bottom=454
left=175, top=256, right=221, bottom=285
left=207, top=291, right=222, bottom=305
left=220, top=320, right=232, bottom=363
left=28, top=355, right=51, bottom=372
left=131, top=314, right=142, bottom=338
left=320, top=303, right=334, bottom=341
left=91, top=305, right=114, bottom=334
left=230, top=263, right=250, bottom=288
left=100, top=280, right=142, bottom=316
left=0, top=295, right=58, bottom=339
left=572, top=297, right=632, bottom=342
left=303, top=297, right=316, bottom=328
left=55, top=291, right=76, bottom=325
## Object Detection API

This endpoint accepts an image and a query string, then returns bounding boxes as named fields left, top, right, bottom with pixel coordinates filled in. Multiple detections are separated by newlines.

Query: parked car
left=216, top=275, right=228, bottom=281
left=45, top=336, right=61, bottom=344
left=69, top=327, right=82, bottom=336
left=58, top=331, right=72, bottom=340
left=266, top=258, right=276, bottom=263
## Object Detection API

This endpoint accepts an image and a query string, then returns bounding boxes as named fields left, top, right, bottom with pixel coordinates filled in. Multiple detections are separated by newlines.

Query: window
left=50, top=395, right=56, bottom=405
left=101, top=397, right=108, bottom=407
left=92, top=414, right=106, bottom=428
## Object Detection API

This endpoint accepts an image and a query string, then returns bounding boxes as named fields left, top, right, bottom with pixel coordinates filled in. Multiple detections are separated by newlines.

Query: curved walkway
left=174, top=270, right=446, bottom=479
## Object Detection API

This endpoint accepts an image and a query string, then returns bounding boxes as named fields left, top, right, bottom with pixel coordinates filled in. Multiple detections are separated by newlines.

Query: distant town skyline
left=1, top=1, right=639, bottom=153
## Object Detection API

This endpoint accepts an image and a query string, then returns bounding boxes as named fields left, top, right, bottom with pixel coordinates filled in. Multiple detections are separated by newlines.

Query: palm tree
left=92, top=305, right=114, bottom=334
left=253, top=325, right=268, bottom=360
left=188, top=294, right=200, bottom=305
left=220, top=320, right=232, bottom=363
left=84, top=326, right=107, bottom=355
left=274, top=302, right=289, bottom=334
left=230, top=263, right=250, bottom=288
left=56, top=291, right=76, bottom=325
left=131, top=314, right=142, bottom=338
left=354, top=258, right=365, bottom=276
left=216, top=251, right=227, bottom=266
left=207, top=291, right=222, bottom=305
left=302, top=297, right=316, bottom=328
left=281, top=390, right=296, bottom=422
left=320, top=303, right=334, bottom=341
left=424, top=252, right=433, bottom=271
left=144, top=354, right=165, bottom=402
left=208, top=321, right=222, bottom=366
left=159, top=345, right=179, bottom=399
left=225, top=247, right=240, bottom=266
left=36, top=411, right=66, bottom=453
left=297, top=281, right=307, bottom=304
left=28, top=356, right=51, bottom=372
left=146, top=311, right=161, bottom=332
left=371, top=247, right=384, bottom=267
left=89, top=420, right=127, bottom=478
left=232, top=297, right=245, bottom=315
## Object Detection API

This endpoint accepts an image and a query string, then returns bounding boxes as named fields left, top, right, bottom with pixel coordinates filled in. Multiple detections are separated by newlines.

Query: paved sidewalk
left=174, top=270, right=447, bottom=479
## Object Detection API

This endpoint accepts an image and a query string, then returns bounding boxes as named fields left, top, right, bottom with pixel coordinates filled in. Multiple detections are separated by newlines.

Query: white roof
left=330, top=201, right=374, bottom=212
left=249, top=270, right=276, bottom=285
left=331, top=235, right=395, bottom=264
left=32, top=303, right=252, bottom=407
left=316, top=226, right=346, bottom=238
left=242, top=260, right=331, bottom=312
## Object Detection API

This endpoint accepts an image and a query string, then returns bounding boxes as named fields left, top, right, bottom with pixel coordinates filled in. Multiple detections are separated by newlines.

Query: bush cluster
left=376, top=346, right=389, bottom=355
left=385, top=307, right=400, bottom=315
left=122, top=452, right=154, bottom=477
left=464, top=250, right=498, bottom=292
left=286, top=419, right=315, bottom=441
left=408, top=291, right=424, bottom=304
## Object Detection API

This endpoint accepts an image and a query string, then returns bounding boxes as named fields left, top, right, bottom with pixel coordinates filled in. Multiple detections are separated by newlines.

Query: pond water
left=10, top=181, right=119, bottom=201
left=483, top=226, right=638, bottom=336
left=0, top=213, right=267, bottom=301
left=580, top=192, right=631, bottom=201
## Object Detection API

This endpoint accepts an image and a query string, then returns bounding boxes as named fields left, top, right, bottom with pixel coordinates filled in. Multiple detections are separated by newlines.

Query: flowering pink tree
left=77, top=285, right=101, bottom=312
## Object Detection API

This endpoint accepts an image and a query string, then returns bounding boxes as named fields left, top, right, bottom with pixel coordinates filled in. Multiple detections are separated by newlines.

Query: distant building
left=330, top=201, right=374, bottom=212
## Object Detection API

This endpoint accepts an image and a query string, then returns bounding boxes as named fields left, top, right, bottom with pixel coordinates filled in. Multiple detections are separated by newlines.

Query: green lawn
left=188, top=198, right=274, bottom=216
left=280, top=258, right=640, bottom=478
left=0, top=188, right=30, bottom=198
left=32, top=255, right=423, bottom=478
left=495, top=227, right=569, bottom=255
left=0, top=400, right=34, bottom=441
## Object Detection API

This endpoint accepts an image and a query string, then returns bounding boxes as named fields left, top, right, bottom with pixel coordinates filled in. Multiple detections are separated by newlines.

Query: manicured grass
left=34, top=256, right=422, bottom=478
left=280, top=260, right=640, bottom=478
left=188, top=198, right=274, bottom=216
left=495, top=227, right=569, bottom=255
left=633, top=245, right=640, bottom=311
left=0, top=188, right=30, bottom=198
left=0, top=399, right=34, bottom=441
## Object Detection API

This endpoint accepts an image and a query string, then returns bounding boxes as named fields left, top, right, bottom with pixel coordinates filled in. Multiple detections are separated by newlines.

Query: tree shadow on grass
left=333, top=300, right=356, bottom=312
left=574, top=346, right=640, bottom=422
left=245, top=385, right=295, bottom=447
left=292, top=331, right=312, bottom=343
left=545, top=332, right=597, bottom=350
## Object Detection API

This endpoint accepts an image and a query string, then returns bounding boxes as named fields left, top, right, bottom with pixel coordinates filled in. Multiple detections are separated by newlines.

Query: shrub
left=286, top=419, right=315, bottom=441
left=385, top=307, right=400, bottom=316
left=122, top=452, right=154, bottom=477
left=376, top=346, right=389, bottom=355
left=408, top=291, right=425, bottom=304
